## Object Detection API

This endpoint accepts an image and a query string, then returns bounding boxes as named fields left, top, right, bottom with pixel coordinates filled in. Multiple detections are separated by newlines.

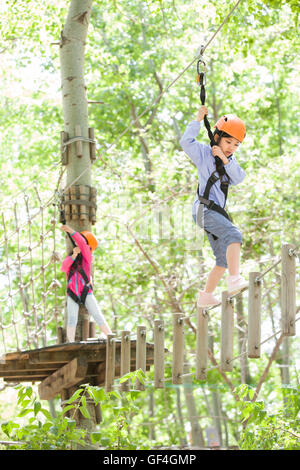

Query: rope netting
left=0, top=184, right=64, bottom=355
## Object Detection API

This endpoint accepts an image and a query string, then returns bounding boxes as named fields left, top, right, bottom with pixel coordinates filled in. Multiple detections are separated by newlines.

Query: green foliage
left=1, top=371, right=147, bottom=450
left=1, top=385, right=86, bottom=450
left=236, top=384, right=300, bottom=450
left=0, top=0, right=299, bottom=451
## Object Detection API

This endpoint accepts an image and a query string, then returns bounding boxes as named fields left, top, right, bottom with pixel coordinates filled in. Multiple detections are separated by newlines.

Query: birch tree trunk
left=60, top=0, right=94, bottom=342
left=59, top=0, right=97, bottom=446
left=60, top=0, right=93, bottom=195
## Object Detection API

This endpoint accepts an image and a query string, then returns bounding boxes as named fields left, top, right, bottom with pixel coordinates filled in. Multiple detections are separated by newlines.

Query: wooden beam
left=29, top=349, right=104, bottom=364
left=0, top=361, right=63, bottom=374
left=38, top=357, right=88, bottom=400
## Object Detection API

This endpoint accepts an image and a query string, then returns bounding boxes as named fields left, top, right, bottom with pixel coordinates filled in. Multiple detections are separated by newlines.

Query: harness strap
left=196, top=57, right=232, bottom=241
left=67, top=255, right=93, bottom=305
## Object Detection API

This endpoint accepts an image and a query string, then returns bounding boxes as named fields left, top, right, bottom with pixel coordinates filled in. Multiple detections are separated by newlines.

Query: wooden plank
left=0, top=361, right=63, bottom=373
left=120, top=331, right=131, bottom=392
left=38, top=357, right=88, bottom=400
left=248, top=272, right=262, bottom=358
left=88, top=127, right=96, bottom=162
left=135, top=326, right=146, bottom=391
left=61, top=130, right=69, bottom=165
left=172, top=313, right=184, bottom=384
left=4, top=376, right=47, bottom=383
left=154, top=320, right=164, bottom=389
left=28, top=349, right=105, bottom=364
left=105, top=334, right=116, bottom=392
left=221, top=291, right=234, bottom=372
left=3, top=371, right=48, bottom=379
left=281, top=243, right=296, bottom=336
left=195, top=307, right=208, bottom=380
left=75, top=124, right=83, bottom=158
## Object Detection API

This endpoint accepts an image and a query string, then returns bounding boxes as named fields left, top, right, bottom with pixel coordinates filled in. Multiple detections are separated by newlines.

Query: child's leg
left=226, top=242, right=240, bottom=276
left=204, top=265, right=226, bottom=293
left=66, top=296, right=79, bottom=342
left=85, top=294, right=112, bottom=336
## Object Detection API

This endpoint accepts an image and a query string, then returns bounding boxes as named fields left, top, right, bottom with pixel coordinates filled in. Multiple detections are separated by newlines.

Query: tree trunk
left=60, top=0, right=93, bottom=194
left=60, top=0, right=93, bottom=341
left=176, top=388, right=188, bottom=447
left=59, top=0, right=97, bottom=445
left=183, top=361, right=205, bottom=447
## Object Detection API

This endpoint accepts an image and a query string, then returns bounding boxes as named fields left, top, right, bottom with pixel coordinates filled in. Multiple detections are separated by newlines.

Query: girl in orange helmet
left=60, top=224, right=112, bottom=342
left=180, top=105, right=247, bottom=307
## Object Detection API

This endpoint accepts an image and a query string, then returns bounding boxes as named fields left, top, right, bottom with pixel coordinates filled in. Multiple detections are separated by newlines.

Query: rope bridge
left=0, top=181, right=299, bottom=400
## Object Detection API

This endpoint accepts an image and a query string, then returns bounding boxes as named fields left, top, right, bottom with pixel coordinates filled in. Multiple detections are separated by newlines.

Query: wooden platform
left=0, top=339, right=155, bottom=399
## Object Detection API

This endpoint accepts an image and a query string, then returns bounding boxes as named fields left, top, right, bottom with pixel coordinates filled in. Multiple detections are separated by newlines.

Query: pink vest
left=61, top=232, right=92, bottom=298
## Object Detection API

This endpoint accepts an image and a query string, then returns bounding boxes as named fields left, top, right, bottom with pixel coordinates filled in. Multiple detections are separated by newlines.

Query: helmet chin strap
left=214, top=129, right=233, bottom=158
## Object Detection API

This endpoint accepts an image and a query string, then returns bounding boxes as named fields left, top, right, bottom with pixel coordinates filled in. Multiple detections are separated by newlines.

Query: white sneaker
left=197, top=291, right=221, bottom=308
left=227, top=275, right=248, bottom=295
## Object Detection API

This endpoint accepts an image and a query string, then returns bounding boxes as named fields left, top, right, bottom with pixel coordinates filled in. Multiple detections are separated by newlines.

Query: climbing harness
left=196, top=52, right=231, bottom=240
left=60, top=207, right=93, bottom=305
left=67, top=255, right=93, bottom=306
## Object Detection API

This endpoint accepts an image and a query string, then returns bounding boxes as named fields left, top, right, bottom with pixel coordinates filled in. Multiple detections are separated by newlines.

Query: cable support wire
left=44, top=0, right=245, bottom=204
left=0, top=0, right=245, bottom=249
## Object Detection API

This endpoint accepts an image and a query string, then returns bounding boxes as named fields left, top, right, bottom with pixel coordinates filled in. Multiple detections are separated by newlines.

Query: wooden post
left=221, top=291, right=234, bottom=372
left=154, top=320, right=164, bottom=389
left=195, top=307, right=208, bottom=380
left=61, top=131, right=69, bottom=165
left=120, top=330, right=131, bottom=391
left=57, top=326, right=64, bottom=344
left=89, top=321, right=95, bottom=339
left=88, top=127, right=96, bottom=162
left=70, top=186, right=78, bottom=221
left=172, top=313, right=184, bottom=384
left=281, top=244, right=296, bottom=336
left=65, top=188, right=71, bottom=221
left=248, top=272, right=262, bottom=358
left=79, top=185, right=88, bottom=222
left=90, top=187, right=97, bottom=225
left=75, top=124, right=83, bottom=158
left=105, top=334, right=116, bottom=392
left=135, top=326, right=146, bottom=391
left=38, top=357, right=87, bottom=400
left=82, top=313, right=89, bottom=341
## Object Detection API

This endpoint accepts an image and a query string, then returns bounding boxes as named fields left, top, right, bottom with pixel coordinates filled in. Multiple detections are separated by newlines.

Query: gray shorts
left=193, top=206, right=243, bottom=268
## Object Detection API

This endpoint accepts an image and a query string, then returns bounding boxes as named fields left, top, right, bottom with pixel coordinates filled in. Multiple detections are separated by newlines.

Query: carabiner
left=196, top=56, right=207, bottom=87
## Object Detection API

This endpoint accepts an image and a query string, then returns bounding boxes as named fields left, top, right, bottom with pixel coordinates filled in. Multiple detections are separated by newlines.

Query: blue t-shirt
left=179, top=121, right=246, bottom=216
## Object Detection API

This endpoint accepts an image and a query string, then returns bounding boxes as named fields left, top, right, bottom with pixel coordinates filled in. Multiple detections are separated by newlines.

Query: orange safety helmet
left=214, top=114, right=246, bottom=143
left=80, top=231, right=98, bottom=251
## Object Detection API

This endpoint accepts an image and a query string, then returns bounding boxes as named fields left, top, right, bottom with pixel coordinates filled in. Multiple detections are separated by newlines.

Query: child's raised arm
left=60, top=225, right=91, bottom=262
left=179, top=106, right=209, bottom=168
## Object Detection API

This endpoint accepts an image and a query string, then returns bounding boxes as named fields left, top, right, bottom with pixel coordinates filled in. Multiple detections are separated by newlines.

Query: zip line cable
left=1, top=0, right=244, bottom=217
left=53, top=0, right=245, bottom=202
